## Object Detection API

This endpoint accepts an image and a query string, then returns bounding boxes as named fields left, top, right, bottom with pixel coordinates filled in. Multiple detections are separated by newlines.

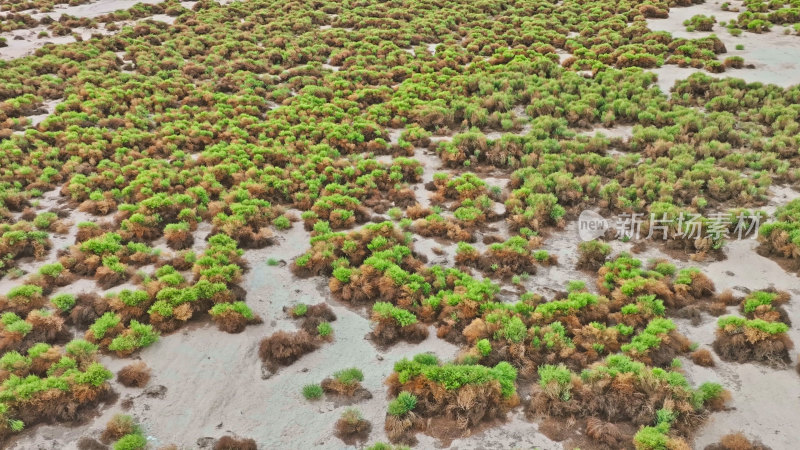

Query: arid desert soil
left=646, top=1, right=800, bottom=91
left=4, top=0, right=800, bottom=448
left=7, top=174, right=800, bottom=450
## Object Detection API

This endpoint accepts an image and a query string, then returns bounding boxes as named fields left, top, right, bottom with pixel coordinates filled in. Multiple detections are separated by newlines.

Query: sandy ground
left=28, top=0, right=164, bottom=20
left=647, top=1, right=800, bottom=92
left=0, top=0, right=173, bottom=60
left=10, top=181, right=800, bottom=449
left=5, top=1, right=800, bottom=449
left=680, top=239, right=800, bottom=449
left=7, top=220, right=554, bottom=449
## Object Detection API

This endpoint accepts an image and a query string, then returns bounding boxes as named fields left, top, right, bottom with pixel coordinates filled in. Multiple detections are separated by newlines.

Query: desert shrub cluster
left=384, top=354, right=518, bottom=444
left=298, top=219, right=741, bottom=446
left=0, top=0, right=798, bottom=445
left=0, top=339, right=113, bottom=439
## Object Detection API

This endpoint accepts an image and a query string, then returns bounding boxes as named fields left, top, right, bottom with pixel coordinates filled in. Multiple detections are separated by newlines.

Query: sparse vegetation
left=0, top=0, right=796, bottom=446
left=302, top=384, right=323, bottom=400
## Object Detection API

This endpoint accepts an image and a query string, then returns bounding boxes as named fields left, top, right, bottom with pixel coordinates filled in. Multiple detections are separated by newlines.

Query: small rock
left=301, top=368, right=308, bottom=372
left=143, top=385, right=167, bottom=399
left=376, top=354, right=384, bottom=361
left=261, top=366, right=274, bottom=380
left=734, top=286, right=751, bottom=294
left=725, top=271, right=735, bottom=276
left=197, top=437, right=215, bottom=448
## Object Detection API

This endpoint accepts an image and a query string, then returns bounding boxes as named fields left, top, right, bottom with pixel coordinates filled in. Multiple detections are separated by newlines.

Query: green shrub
left=633, top=424, right=669, bottom=450
left=717, top=316, right=788, bottom=334
left=578, top=239, right=611, bottom=257
left=292, top=304, right=308, bottom=316
left=333, top=367, right=364, bottom=384
left=535, top=292, right=598, bottom=318
left=114, top=432, right=147, bottom=450
left=332, top=266, right=352, bottom=283
left=538, top=364, right=572, bottom=400
left=209, top=301, right=255, bottom=319
left=387, top=392, right=417, bottom=416
left=76, top=362, right=113, bottom=386
left=0, top=351, right=29, bottom=371
left=366, top=443, right=410, bottom=450
left=7, top=285, right=42, bottom=301
left=372, top=302, right=417, bottom=326
left=674, top=268, right=700, bottom=285
left=65, top=339, right=99, bottom=359
left=476, top=339, right=492, bottom=356
left=317, top=321, right=333, bottom=337
left=2, top=313, right=32, bottom=335
left=118, top=290, right=149, bottom=307
left=494, top=315, right=526, bottom=343
left=742, top=291, right=777, bottom=313
left=622, top=318, right=676, bottom=354
left=108, top=321, right=159, bottom=353
left=33, top=212, right=58, bottom=230
left=692, top=382, right=725, bottom=408
left=566, top=280, right=586, bottom=292
left=89, top=313, right=121, bottom=339
left=51, top=293, right=76, bottom=312
left=394, top=358, right=517, bottom=398
left=653, top=262, right=675, bottom=276
left=273, top=215, right=292, bottom=230
left=302, top=383, right=323, bottom=400
left=412, top=353, right=439, bottom=365
left=38, top=263, right=64, bottom=278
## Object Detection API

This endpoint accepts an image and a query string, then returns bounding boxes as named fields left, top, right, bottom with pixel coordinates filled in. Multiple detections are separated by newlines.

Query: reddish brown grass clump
left=213, top=435, right=258, bottom=450
left=258, top=330, right=318, bottom=370
left=334, top=408, right=372, bottom=445
left=101, top=414, right=136, bottom=443
left=705, top=432, right=770, bottom=450
left=712, top=317, right=793, bottom=367
left=117, top=361, right=151, bottom=388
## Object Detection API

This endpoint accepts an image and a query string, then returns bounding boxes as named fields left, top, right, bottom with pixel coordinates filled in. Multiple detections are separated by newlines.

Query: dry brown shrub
left=101, top=414, right=136, bottom=443
left=213, top=436, right=257, bottom=450
left=538, top=416, right=572, bottom=441
left=334, top=408, right=372, bottom=445
left=716, top=289, right=738, bottom=305
left=258, top=330, right=318, bottom=368
left=384, top=413, right=420, bottom=445
left=707, top=302, right=728, bottom=316
left=212, top=310, right=263, bottom=334
left=713, top=326, right=793, bottom=367
left=691, top=348, right=715, bottom=367
left=704, top=432, right=771, bottom=450
left=76, top=437, right=107, bottom=450
left=585, top=417, right=624, bottom=446
left=117, top=361, right=151, bottom=388
left=372, top=320, right=429, bottom=347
